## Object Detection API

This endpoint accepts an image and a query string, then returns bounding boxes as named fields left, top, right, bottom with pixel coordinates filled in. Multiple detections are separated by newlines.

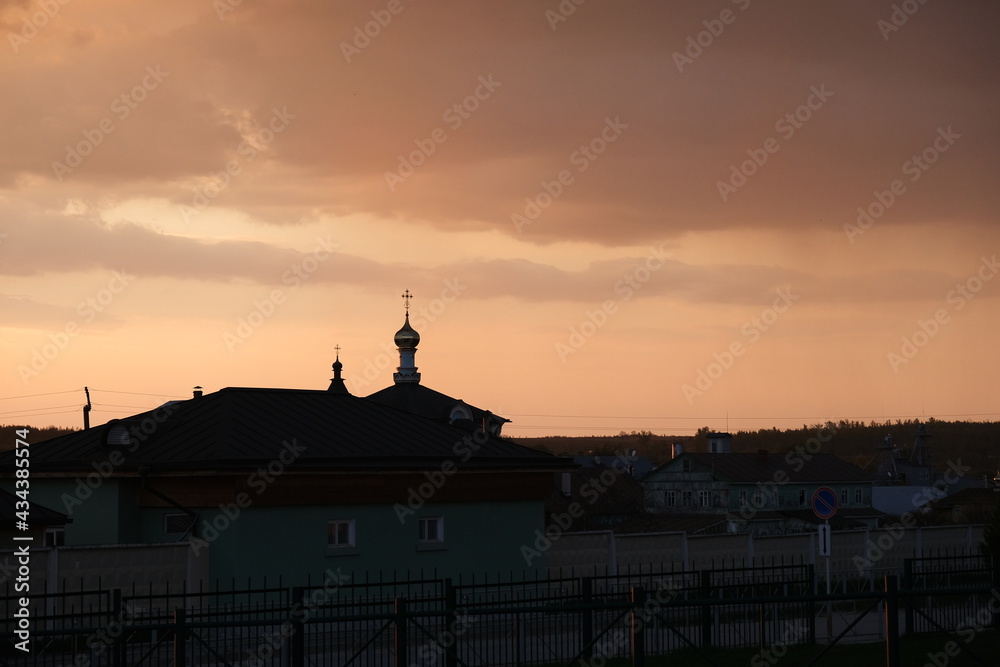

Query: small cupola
left=393, top=290, right=421, bottom=384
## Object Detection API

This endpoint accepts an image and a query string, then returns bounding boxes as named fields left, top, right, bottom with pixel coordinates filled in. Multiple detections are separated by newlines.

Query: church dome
left=394, top=314, right=420, bottom=348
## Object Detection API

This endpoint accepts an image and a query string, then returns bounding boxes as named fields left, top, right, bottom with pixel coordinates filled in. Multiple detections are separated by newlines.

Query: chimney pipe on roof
left=193, top=386, right=203, bottom=398
left=672, top=443, right=683, bottom=459
left=83, top=386, right=92, bottom=430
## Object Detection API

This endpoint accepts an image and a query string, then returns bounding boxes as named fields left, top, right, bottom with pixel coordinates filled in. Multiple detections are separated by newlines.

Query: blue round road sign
left=812, top=486, right=838, bottom=520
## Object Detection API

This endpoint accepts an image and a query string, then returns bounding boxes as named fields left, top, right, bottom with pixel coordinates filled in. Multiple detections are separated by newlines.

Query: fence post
left=631, top=586, right=646, bottom=667
left=581, top=576, right=594, bottom=661
left=290, top=586, right=305, bottom=667
left=395, top=597, right=408, bottom=667
left=699, top=569, right=712, bottom=648
left=902, top=559, right=913, bottom=636
left=444, top=579, right=459, bottom=667
left=883, top=576, right=900, bottom=667
left=993, top=555, right=1000, bottom=632
left=806, top=564, right=816, bottom=645
left=173, top=608, right=187, bottom=667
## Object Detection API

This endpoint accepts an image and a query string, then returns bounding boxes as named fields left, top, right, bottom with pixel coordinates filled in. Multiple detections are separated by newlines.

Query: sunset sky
left=1, top=0, right=998, bottom=438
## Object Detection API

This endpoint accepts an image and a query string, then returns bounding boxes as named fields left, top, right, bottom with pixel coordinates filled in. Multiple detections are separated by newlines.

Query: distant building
left=0, top=294, right=572, bottom=584
left=642, top=447, right=882, bottom=535
left=872, top=423, right=983, bottom=515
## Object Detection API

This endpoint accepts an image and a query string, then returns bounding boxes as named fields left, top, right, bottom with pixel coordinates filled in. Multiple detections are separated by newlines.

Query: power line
left=0, top=389, right=83, bottom=401
left=89, top=388, right=187, bottom=398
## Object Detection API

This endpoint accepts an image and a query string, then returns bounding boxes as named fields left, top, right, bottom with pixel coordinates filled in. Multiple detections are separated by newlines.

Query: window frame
left=327, top=519, right=356, bottom=548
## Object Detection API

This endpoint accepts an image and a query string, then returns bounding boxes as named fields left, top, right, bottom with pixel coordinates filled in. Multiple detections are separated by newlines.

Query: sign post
left=812, top=487, right=838, bottom=642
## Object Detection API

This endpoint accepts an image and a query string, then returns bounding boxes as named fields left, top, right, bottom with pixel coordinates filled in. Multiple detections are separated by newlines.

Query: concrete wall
left=547, top=525, right=985, bottom=577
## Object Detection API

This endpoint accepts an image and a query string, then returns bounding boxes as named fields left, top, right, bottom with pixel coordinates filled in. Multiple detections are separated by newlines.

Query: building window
left=855, top=488, right=863, bottom=504
left=44, top=528, right=65, bottom=547
left=666, top=490, right=676, bottom=507
left=799, top=489, right=806, bottom=506
left=682, top=459, right=692, bottom=472
left=699, top=490, right=710, bottom=507
left=739, top=490, right=748, bottom=508
left=841, top=488, right=848, bottom=505
left=682, top=491, right=692, bottom=507
left=418, top=517, right=444, bottom=543
left=164, top=513, right=194, bottom=535
left=752, top=490, right=765, bottom=509
left=327, top=520, right=356, bottom=548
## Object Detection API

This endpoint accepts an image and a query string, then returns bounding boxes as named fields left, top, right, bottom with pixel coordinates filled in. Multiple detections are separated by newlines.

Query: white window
left=855, top=488, right=863, bottom=504
left=739, top=490, right=748, bottom=508
left=699, top=490, right=710, bottom=507
left=799, top=490, right=806, bottom=506
left=327, top=520, right=356, bottom=548
left=666, top=490, right=676, bottom=507
left=418, top=517, right=444, bottom=543
left=752, top=490, right=765, bottom=508
left=841, top=488, right=848, bottom=505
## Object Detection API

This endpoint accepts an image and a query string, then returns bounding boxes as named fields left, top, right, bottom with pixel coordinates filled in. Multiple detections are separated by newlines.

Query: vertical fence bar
left=699, top=570, right=712, bottom=649
left=580, top=576, right=594, bottom=661
left=444, top=579, right=458, bottom=667
left=902, top=558, right=914, bottom=636
left=395, top=597, right=408, bottom=667
left=806, top=564, right=816, bottom=645
left=884, top=576, right=900, bottom=667
left=110, top=587, right=124, bottom=667
left=631, top=586, right=645, bottom=667
left=173, top=608, right=187, bottom=667
left=290, top=586, right=305, bottom=667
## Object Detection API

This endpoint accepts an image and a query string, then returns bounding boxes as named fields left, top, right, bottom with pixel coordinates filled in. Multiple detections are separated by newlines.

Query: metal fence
left=2, top=554, right=998, bottom=667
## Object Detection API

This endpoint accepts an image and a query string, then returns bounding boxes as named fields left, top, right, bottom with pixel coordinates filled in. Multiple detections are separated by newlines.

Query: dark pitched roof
left=0, top=387, right=567, bottom=474
left=366, top=383, right=509, bottom=426
left=651, top=453, right=873, bottom=484
left=0, top=489, right=71, bottom=526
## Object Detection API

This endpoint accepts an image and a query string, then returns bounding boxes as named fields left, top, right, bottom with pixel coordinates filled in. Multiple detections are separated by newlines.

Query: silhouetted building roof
left=2, top=387, right=562, bottom=474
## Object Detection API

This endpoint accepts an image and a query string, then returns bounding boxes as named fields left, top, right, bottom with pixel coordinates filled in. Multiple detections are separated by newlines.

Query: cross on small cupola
left=401, top=289, right=413, bottom=313
left=328, top=343, right=350, bottom=394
